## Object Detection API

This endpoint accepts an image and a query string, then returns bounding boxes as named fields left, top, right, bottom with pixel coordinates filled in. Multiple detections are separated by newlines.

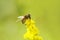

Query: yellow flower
left=24, top=19, right=42, bottom=40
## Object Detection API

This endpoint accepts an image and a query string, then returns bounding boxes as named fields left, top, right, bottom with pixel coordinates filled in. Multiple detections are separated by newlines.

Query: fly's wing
left=16, top=16, right=24, bottom=22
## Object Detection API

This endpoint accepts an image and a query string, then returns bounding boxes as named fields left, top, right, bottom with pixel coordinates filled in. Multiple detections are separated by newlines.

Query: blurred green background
left=0, top=0, right=60, bottom=40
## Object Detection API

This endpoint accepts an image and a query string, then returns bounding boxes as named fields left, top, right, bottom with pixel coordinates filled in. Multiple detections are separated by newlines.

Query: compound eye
left=27, top=14, right=31, bottom=19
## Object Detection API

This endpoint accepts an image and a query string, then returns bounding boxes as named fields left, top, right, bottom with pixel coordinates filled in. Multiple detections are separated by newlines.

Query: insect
left=16, top=14, right=42, bottom=40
